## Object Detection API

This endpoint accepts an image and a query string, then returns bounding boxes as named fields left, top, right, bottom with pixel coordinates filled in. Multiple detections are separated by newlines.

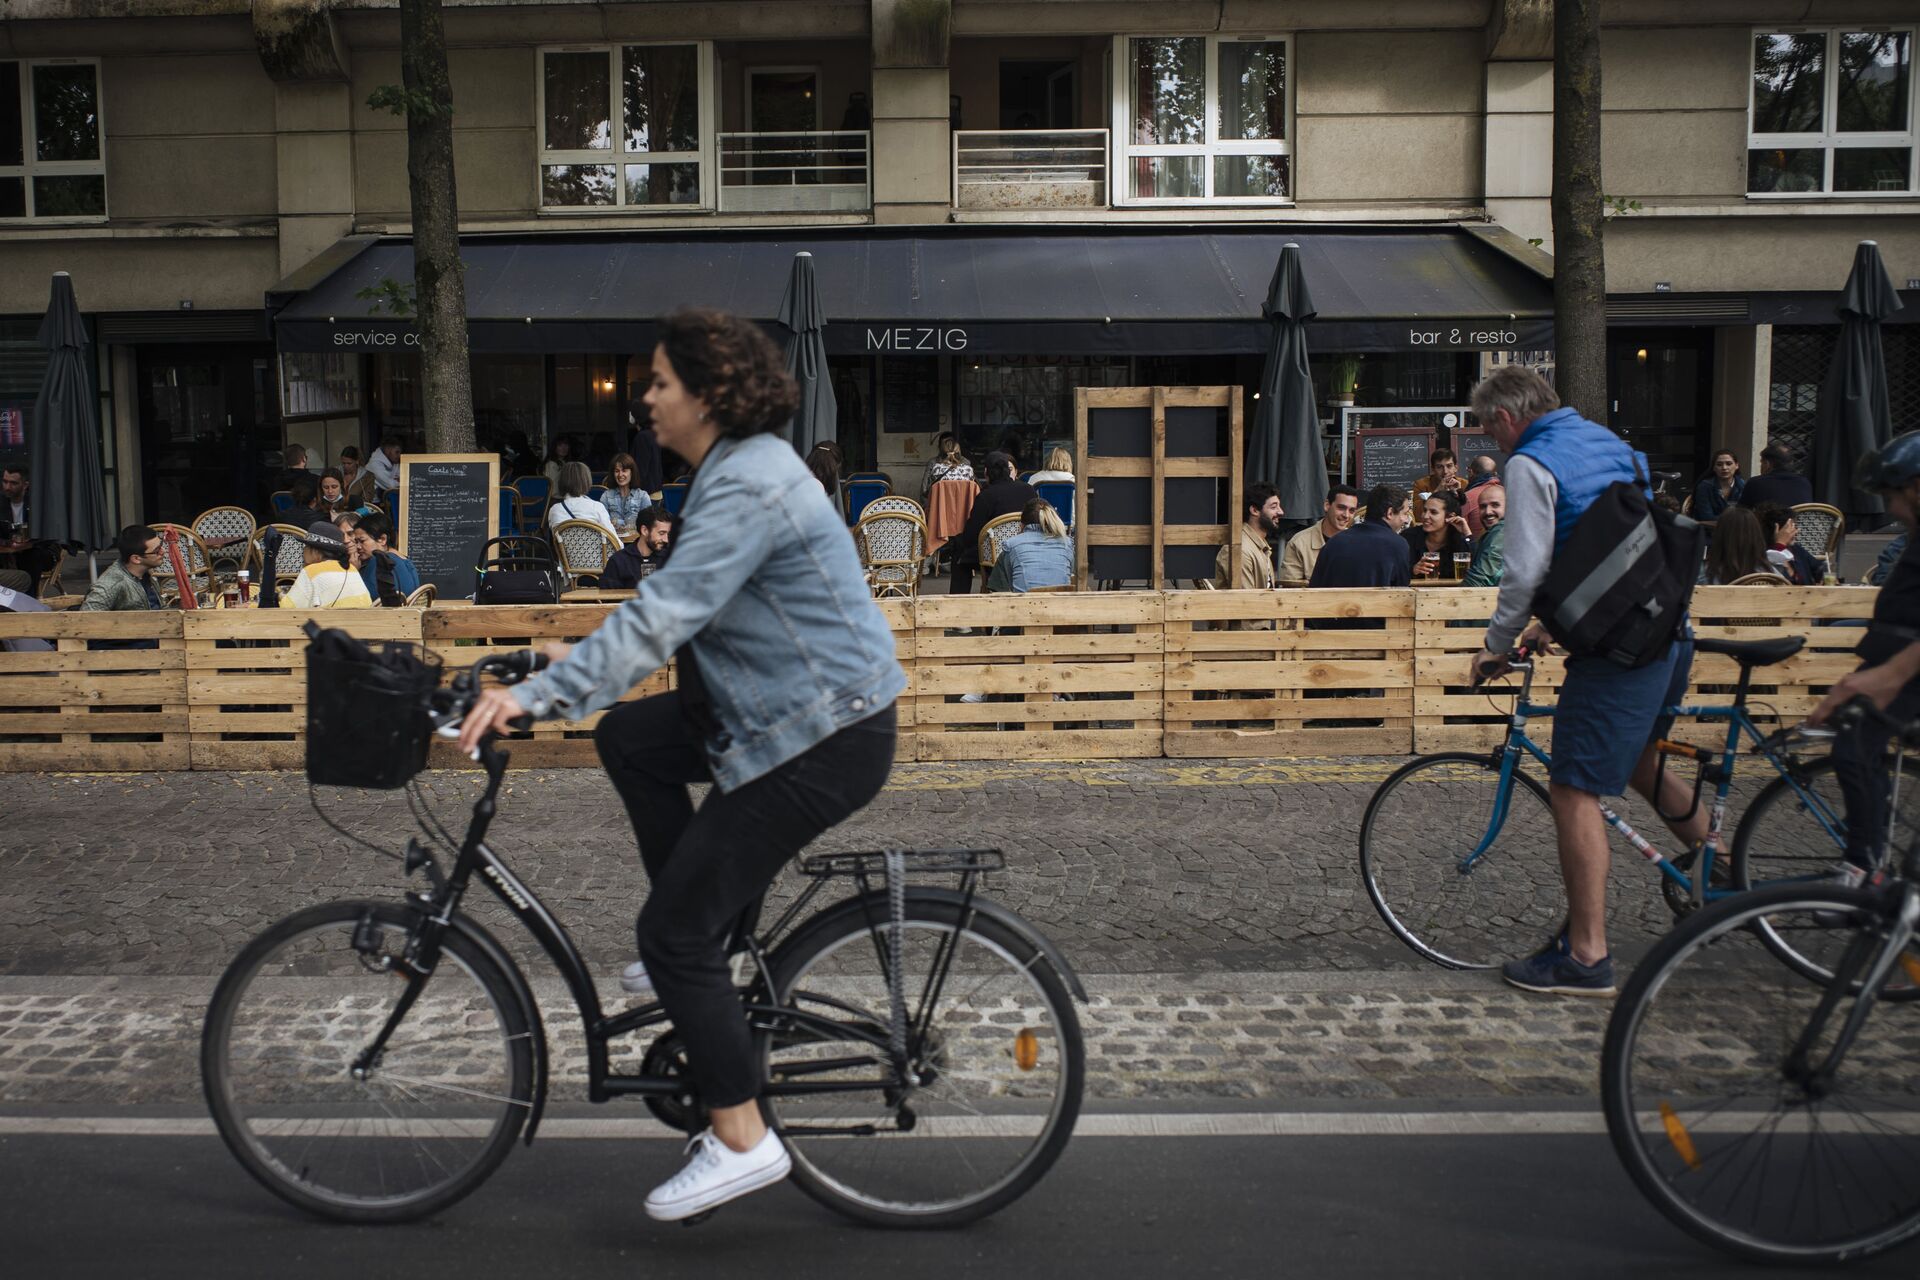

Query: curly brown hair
left=658, top=308, right=800, bottom=438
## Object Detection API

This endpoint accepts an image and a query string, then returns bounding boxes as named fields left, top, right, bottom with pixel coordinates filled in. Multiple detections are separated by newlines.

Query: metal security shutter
left=94, top=311, right=268, bottom=345
left=1769, top=324, right=1920, bottom=473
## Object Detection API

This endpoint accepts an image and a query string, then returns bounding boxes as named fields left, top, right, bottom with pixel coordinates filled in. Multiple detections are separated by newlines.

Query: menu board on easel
left=880, top=356, right=940, bottom=433
left=1357, top=428, right=1436, bottom=492
left=397, top=453, right=499, bottom=601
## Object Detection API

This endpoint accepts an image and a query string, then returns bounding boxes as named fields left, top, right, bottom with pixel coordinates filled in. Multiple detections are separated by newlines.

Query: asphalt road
left=5, top=1122, right=1910, bottom=1278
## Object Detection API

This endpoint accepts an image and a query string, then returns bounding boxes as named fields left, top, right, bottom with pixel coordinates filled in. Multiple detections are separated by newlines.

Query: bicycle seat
left=1692, top=635, right=1804, bottom=666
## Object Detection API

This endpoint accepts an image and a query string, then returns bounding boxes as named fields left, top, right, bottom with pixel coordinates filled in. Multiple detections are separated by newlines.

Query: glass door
left=1608, top=327, right=1713, bottom=498
left=137, top=344, right=278, bottom=524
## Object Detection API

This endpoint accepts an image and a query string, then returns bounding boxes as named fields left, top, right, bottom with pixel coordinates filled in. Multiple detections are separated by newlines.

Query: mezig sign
left=864, top=326, right=969, bottom=352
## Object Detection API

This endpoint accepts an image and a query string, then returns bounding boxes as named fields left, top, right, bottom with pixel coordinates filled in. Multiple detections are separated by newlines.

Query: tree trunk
left=399, top=0, right=475, bottom=453
left=1551, top=0, right=1607, bottom=420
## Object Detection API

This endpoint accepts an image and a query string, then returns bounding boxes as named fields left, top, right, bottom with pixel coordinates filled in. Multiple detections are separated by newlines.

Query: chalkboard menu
left=397, top=453, right=499, bottom=601
left=1357, top=429, right=1436, bottom=492
left=880, top=356, right=940, bottom=434
left=1448, top=429, right=1505, bottom=470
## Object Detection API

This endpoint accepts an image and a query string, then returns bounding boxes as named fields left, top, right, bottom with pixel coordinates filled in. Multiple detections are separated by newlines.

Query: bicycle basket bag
left=473, top=536, right=561, bottom=605
left=1532, top=468, right=1703, bottom=670
left=303, top=623, right=442, bottom=788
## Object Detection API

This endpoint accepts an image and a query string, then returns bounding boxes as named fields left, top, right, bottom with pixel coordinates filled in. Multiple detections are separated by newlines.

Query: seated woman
left=285, top=523, right=373, bottom=608
left=1693, top=449, right=1745, bottom=519
left=601, top=451, right=653, bottom=532
left=1755, top=503, right=1823, bottom=584
left=1402, top=490, right=1475, bottom=580
left=1699, top=506, right=1778, bottom=584
left=1028, top=447, right=1075, bottom=484
left=346, top=510, right=422, bottom=605
left=922, top=432, right=974, bottom=494
left=547, top=460, right=622, bottom=544
left=986, top=498, right=1073, bottom=593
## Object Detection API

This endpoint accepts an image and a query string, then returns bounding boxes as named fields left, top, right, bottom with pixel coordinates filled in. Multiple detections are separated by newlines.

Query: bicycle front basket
left=304, top=627, right=442, bottom=789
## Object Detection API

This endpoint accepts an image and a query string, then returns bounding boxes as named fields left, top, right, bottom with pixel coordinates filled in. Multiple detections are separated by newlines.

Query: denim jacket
left=510, top=432, right=905, bottom=792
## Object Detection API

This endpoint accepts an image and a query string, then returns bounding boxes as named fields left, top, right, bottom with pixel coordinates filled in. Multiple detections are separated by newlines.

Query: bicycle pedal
left=679, top=1211, right=716, bottom=1228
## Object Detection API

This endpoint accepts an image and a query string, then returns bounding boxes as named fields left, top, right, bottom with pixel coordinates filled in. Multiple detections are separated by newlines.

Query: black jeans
left=593, top=691, right=897, bottom=1109
left=1832, top=676, right=1920, bottom=871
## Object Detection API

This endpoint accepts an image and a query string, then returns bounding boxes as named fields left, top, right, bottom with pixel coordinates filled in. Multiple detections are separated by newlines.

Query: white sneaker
left=620, top=959, right=654, bottom=996
left=644, top=1128, right=791, bottom=1222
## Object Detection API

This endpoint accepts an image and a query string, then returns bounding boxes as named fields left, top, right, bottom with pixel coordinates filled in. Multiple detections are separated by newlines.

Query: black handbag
left=474, top=536, right=561, bottom=605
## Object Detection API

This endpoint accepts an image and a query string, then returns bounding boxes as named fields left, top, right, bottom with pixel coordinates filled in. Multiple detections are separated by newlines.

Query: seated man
left=284, top=476, right=327, bottom=531
left=1412, top=448, right=1464, bottom=499
left=1463, top=484, right=1508, bottom=586
left=598, top=509, right=676, bottom=589
left=1308, top=485, right=1413, bottom=588
left=346, top=511, right=421, bottom=605
left=285, top=522, right=373, bottom=608
left=1280, top=486, right=1358, bottom=586
left=986, top=499, right=1073, bottom=592
left=80, top=525, right=167, bottom=611
left=1216, top=482, right=1281, bottom=589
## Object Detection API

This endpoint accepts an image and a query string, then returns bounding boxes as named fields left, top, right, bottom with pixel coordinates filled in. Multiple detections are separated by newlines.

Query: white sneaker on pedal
left=620, top=959, right=654, bottom=996
left=644, top=1128, right=790, bottom=1222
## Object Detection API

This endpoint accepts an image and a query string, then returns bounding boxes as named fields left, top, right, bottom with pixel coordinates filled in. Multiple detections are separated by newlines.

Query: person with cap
left=284, top=522, right=373, bottom=608
left=1810, top=430, right=1920, bottom=886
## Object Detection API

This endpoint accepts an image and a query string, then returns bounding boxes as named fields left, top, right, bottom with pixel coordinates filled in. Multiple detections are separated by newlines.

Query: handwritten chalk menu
left=1357, top=429, right=1436, bottom=492
left=1448, top=429, right=1505, bottom=470
left=397, top=454, right=499, bottom=601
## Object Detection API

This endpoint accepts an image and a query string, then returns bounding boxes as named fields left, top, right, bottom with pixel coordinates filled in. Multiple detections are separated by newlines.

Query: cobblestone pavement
left=0, top=759, right=1775, bottom=980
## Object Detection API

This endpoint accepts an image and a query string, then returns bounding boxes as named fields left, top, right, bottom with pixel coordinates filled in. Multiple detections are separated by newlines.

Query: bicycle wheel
left=1730, top=757, right=1850, bottom=890
left=202, top=900, right=534, bottom=1222
left=1602, top=882, right=1920, bottom=1265
left=1359, top=751, right=1561, bottom=969
left=761, top=895, right=1084, bottom=1228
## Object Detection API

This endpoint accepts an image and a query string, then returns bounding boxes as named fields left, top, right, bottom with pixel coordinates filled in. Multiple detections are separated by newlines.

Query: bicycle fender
left=449, top=914, right=550, bottom=1145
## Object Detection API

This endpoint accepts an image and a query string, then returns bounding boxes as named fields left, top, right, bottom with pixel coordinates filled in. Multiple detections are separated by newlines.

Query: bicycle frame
left=1469, top=658, right=1848, bottom=907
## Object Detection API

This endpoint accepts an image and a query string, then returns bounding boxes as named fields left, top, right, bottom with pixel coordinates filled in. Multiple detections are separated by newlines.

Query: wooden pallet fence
left=184, top=609, right=427, bottom=770
left=420, top=604, right=674, bottom=768
left=875, top=597, right=917, bottom=763
left=910, top=591, right=1164, bottom=760
left=1166, top=589, right=1416, bottom=756
left=1410, top=588, right=1566, bottom=754
left=0, top=609, right=191, bottom=771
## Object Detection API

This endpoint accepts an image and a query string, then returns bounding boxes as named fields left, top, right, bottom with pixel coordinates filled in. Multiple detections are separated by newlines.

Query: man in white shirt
left=367, top=436, right=402, bottom=491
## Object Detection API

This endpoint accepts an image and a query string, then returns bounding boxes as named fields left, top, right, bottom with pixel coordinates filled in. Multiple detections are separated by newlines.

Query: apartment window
left=1, top=59, right=106, bottom=220
left=538, top=44, right=709, bottom=210
left=1749, top=28, right=1916, bottom=195
left=1114, top=35, right=1291, bottom=204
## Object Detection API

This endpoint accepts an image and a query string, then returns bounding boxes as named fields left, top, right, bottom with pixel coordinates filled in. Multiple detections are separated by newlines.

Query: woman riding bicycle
left=459, top=309, right=905, bottom=1221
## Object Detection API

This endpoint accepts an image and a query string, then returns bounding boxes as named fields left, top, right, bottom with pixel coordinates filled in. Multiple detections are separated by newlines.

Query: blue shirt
left=359, top=551, right=422, bottom=603
left=1308, top=519, right=1411, bottom=588
left=602, top=487, right=652, bottom=530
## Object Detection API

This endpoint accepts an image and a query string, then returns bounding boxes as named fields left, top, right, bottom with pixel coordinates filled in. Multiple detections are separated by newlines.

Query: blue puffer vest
left=1510, top=407, right=1648, bottom=553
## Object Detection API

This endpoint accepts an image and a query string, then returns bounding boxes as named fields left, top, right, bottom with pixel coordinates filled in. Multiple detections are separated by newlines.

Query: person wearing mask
left=547, top=460, right=623, bottom=544
left=922, top=433, right=975, bottom=493
left=1699, top=507, right=1776, bottom=584
left=986, top=498, right=1073, bottom=592
left=284, top=523, right=373, bottom=608
left=284, top=476, right=327, bottom=531
left=1693, top=450, right=1745, bottom=519
left=1280, top=486, right=1359, bottom=586
left=1462, top=485, right=1508, bottom=586
left=80, top=526, right=167, bottom=611
left=950, top=451, right=1037, bottom=594
left=367, top=436, right=403, bottom=492
left=346, top=511, right=421, bottom=605
left=317, top=467, right=349, bottom=515
left=1412, top=448, right=1464, bottom=498
left=1738, top=442, right=1812, bottom=509
left=457, top=308, right=901, bottom=1222
left=1308, top=485, right=1413, bottom=588
left=1468, top=367, right=1705, bottom=997
left=1404, top=490, right=1475, bottom=580
left=598, top=509, right=676, bottom=589
left=602, top=452, right=653, bottom=532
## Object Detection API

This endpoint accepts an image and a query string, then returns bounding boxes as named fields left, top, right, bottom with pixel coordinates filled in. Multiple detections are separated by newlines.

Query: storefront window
left=954, top=356, right=1127, bottom=464
left=472, top=355, right=545, bottom=459
left=1749, top=28, right=1916, bottom=195
left=1119, top=36, right=1291, bottom=203
left=540, top=44, right=708, bottom=209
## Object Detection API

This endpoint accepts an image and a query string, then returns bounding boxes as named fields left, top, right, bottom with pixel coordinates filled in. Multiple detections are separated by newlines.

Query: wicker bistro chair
left=551, top=519, right=621, bottom=587
left=191, top=505, right=258, bottom=581
left=251, top=522, right=312, bottom=594
left=978, top=511, right=1025, bottom=569
left=148, top=524, right=218, bottom=605
left=856, top=510, right=927, bottom=599
left=1790, top=503, right=1845, bottom=570
left=403, top=583, right=437, bottom=607
left=861, top=495, right=926, bottom=522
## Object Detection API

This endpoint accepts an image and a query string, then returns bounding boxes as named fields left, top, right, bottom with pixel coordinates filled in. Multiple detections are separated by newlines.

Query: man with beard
left=1280, top=485, right=1359, bottom=586
left=1216, top=482, right=1281, bottom=589
left=1463, top=484, right=1507, bottom=585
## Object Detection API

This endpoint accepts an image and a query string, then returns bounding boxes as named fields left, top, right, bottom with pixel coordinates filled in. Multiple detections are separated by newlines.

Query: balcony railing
left=953, top=129, right=1109, bottom=211
left=716, top=131, right=871, bottom=214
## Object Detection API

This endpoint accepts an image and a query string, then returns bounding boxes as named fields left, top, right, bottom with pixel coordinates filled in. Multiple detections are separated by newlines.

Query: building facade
left=0, top=0, right=1915, bottom=526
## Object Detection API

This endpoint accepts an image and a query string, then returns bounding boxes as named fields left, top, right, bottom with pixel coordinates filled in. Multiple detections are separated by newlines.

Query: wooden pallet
left=1166, top=588, right=1416, bottom=757
left=0, top=610, right=190, bottom=771
left=911, top=591, right=1164, bottom=760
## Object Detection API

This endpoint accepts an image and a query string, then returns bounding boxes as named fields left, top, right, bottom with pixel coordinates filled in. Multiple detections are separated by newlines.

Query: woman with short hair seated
left=986, top=498, right=1073, bottom=593
left=285, top=523, right=373, bottom=608
left=547, top=460, right=622, bottom=544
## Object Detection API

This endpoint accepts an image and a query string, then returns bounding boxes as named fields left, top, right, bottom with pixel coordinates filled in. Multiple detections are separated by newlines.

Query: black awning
left=268, top=226, right=1554, bottom=355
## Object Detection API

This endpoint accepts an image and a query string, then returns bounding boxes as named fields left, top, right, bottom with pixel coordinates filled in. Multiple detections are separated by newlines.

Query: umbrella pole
left=89, top=550, right=99, bottom=584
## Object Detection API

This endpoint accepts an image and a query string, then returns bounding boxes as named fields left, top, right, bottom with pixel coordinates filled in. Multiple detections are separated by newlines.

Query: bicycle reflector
left=1659, top=1101, right=1701, bottom=1171
left=1901, top=951, right=1920, bottom=988
left=1014, top=1028, right=1040, bottom=1072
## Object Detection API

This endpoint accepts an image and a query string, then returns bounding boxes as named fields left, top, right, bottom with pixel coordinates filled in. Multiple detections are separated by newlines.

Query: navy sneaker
left=1501, top=933, right=1616, bottom=997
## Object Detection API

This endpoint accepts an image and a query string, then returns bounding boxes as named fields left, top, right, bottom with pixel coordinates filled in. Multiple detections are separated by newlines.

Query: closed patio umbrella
left=777, top=251, right=837, bottom=456
left=1814, top=240, right=1903, bottom=518
left=1245, top=243, right=1321, bottom=526
left=28, top=272, right=112, bottom=580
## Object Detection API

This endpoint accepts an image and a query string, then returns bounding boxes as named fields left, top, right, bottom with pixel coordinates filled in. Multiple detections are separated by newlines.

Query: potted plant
left=1330, top=355, right=1361, bottom=407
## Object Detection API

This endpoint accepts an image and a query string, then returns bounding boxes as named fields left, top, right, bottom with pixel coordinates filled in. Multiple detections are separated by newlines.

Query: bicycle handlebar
left=1469, top=644, right=1535, bottom=690
left=431, top=649, right=552, bottom=743
left=1831, top=695, right=1920, bottom=746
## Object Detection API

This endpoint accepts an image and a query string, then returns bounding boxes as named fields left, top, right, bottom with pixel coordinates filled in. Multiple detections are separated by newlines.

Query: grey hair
left=559, top=460, right=593, bottom=498
left=1470, top=366, right=1559, bottom=428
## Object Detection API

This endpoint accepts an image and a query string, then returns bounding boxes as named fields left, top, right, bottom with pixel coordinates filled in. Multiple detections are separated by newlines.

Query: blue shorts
left=1549, top=638, right=1693, bottom=796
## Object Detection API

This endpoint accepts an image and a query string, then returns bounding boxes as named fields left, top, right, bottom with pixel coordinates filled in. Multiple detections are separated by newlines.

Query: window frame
left=1747, top=25, right=1918, bottom=199
left=1111, top=33, right=1294, bottom=207
left=0, top=56, right=108, bottom=223
left=535, top=41, right=715, bottom=214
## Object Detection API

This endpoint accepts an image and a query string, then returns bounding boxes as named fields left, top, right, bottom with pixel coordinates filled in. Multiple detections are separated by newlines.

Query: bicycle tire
left=202, top=900, right=533, bottom=1223
left=1359, top=751, right=1561, bottom=970
left=1601, top=881, right=1920, bottom=1265
left=760, top=894, right=1084, bottom=1228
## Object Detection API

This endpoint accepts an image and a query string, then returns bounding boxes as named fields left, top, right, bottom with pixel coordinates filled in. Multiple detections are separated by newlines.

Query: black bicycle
left=201, top=637, right=1087, bottom=1227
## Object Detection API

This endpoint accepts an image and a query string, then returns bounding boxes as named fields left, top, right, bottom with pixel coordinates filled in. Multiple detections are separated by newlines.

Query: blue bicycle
left=1359, top=634, right=1863, bottom=971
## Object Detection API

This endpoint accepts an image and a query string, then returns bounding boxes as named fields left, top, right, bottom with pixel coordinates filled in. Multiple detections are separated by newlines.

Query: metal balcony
left=716, top=131, right=872, bottom=214
left=953, top=129, right=1109, bottom=211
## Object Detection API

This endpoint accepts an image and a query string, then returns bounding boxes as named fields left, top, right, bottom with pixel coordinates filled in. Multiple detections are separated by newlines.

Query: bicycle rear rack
left=800, top=848, right=1005, bottom=879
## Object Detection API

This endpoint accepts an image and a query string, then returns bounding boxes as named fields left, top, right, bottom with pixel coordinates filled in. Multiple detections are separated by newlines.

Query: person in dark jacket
left=1739, top=442, right=1813, bottom=509
left=1692, top=449, right=1745, bottom=519
left=283, top=476, right=327, bottom=530
left=598, top=509, right=676, bottom=589
left=1308, top=484, right=1414, bottom=587
left=950, top=451, right=1038, bottom=594
left=1755, top=503, right=1824, bottom=584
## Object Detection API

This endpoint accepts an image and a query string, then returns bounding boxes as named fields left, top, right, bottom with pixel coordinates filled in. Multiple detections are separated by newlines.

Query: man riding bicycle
left=459, top=310, right=905, bottom=1221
